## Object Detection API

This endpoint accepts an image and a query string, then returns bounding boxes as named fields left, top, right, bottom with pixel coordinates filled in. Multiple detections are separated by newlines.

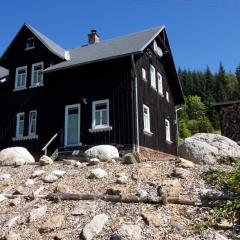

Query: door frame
left=64, top=103, right=81, bottom=147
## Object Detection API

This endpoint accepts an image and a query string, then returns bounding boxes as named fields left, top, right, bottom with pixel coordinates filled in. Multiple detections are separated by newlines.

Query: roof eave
left=44, top=51, right=142, bottom=74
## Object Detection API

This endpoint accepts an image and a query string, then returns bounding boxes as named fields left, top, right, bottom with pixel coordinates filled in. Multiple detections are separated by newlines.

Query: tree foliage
left=178, top=63, right=240, bottom=136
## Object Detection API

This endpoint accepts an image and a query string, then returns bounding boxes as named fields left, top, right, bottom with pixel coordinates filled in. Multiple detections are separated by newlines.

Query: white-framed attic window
left=14, top=66, right=27, bottom=91
left=153, top=40, right=164, bottom=57
left=16, top=112, right=25, bottom=138
left=150, top=64, right=156, bottom=90
left=28, top=110, right=37, bottom=136
left=31, top=62, right=44, bottom=87
left=89, top=99, right=112, bottom=133
left=25, top=38, right=35, bottom=50
left=143, top=104, right=153, bottom=136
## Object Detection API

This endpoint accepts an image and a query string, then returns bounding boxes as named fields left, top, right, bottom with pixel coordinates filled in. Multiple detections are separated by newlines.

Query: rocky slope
left=0, top=154, right=235, bottom=240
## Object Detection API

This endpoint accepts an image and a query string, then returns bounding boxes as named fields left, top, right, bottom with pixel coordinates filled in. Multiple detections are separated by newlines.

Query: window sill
left=12, top=135, right=38, bottom=141
left=29, top=83, right=44, bottom=88
left=13, top=87, right=27, bottom=92
left=166, top=140, right=173, bottom=144
left=143, top=129, right=153, bottom=136
left=25, top=46, right=35, bottom=50
left=151, top=86, right=157, bottom=91
left=159, top=93, right=164, bottom=97
left=89, top=126, right=112, bottom=133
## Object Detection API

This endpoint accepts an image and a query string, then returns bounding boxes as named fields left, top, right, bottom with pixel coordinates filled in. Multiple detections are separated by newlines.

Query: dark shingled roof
left=45, top=26, right=165, bottom=73
left=0, top=66, right=9, bottom=79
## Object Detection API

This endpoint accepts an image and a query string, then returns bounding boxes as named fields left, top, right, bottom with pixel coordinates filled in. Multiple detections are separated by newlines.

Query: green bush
left=179, top=119, right=191, bottom=138
left=198, top=116, right=214, bottom=133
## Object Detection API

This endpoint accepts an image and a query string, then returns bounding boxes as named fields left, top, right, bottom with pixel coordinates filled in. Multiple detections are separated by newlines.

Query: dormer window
left=25, top=38, right=35, bottom=50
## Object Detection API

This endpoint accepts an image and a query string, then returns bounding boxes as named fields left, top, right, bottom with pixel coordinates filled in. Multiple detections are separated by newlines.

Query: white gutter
left=131, top=54, right=140, bottom=153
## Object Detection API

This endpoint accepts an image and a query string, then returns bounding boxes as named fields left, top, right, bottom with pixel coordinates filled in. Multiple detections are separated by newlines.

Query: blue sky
left=0, top=0, right=239, bottom=73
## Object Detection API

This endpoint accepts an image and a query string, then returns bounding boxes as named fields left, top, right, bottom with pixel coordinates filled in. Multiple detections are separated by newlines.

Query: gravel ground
left=0, top=158, right=235, bottom=240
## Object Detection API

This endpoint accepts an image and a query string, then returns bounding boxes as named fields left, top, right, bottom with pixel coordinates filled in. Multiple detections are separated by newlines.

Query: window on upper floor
left=31, top=62, right=43, bottom=87
left=142, top=68, right=147, bottom=81
left=25, top=38, right=35, bottom=50
left=150, top=64, right=156, bottom=89
left=16, top=112, right=25, bottom=138
left=15, top=66, right=27, bottom=90
left=28, top=110, right=37, bottom=136
left=157, top=72, right=163, bottom=95
left=166, top=91, right=169, bottom=102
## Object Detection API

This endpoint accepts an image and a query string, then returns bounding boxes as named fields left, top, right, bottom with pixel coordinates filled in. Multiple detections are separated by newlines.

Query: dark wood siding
left=135, top=42, right=177, bottom=155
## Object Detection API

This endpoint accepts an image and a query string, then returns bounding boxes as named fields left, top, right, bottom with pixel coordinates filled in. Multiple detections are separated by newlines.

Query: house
left=0, top=23, right=184, bottom=157
left=212, top=100, right=240, bottom=143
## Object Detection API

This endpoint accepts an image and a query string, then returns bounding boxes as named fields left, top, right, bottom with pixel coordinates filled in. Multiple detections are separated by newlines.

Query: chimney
left=88, top=29, right=100, bottom=44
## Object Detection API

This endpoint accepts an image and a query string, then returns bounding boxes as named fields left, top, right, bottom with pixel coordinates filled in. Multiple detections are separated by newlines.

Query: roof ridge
left=68, top=25, right=164, bottom=51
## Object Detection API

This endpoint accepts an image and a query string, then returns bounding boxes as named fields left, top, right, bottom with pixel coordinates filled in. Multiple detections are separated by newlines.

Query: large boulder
left=85, top=145, right=119, bottom=161
left=179, top=133, right=240, bottom=165
left=0, top=147, right=35, bottom=166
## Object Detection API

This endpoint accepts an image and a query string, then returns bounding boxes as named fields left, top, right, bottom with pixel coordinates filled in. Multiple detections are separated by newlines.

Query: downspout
left=131, top=54, right=140, bottom=153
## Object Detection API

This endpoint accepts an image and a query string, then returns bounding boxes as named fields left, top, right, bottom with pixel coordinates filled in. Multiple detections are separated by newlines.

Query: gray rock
left=88, top=158, right=100, bottom=166
left=0, top=174, right=11, bottom=181
left=0, top=193, right=6, bottom=202
left=75, top=162, right=83, bottom=168
left=111, top=224, right=142, bottom=240
left=31, top=170, right=46, bottom=178
left=136, top=190, right=148, bottom=198
left=178, top=158, right=195, bottom=168
left=25, top=179, right=35, bottom=187
left=81, top=213, right=108, bottom=240
left=52, top=170, right=66, bottom=177
left=71, top=202, right=96, bottom=216
left=39, top=155, right=53, bottom=165
left=29, top=205, right=47, bottom=222
left=172, top=167, right=190, bottom=179
left=89, top=168, right=108, bottom=179
left=214, top=232, right=229, bottom=240
left=179, top=133, right=240, bottom=165
left=116, top=175, right=128, bottom=184
left=43, top=174, right=59, bottom=183
left=0, top=147, right=35, bottom=166
left=85, top=145, right=119, bottom=161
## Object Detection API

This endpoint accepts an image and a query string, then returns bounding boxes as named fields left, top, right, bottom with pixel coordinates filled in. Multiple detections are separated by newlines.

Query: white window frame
left=143, top=104, right=153, bottom=136
left=30, top=62, right=44, bottom=87
left=16, top=112, right=25, bottom=138
left=157, top=72, right=163, bottom=96
left=153, top=40, right=163, bottom=57
left=90, top=99, right=112, bottom=133
left=150, top=64, right=156, bottom=90
left=165, top=119, right=172, bottom=143
left=166, top=91, right=170, bottom=102
left=28, top=110, right=37, bottom=136
left=142, top=68, right=147, bottom=81
left=25, top=37, right=35, bottom=50
left=14, top=66, right=27, bottom=91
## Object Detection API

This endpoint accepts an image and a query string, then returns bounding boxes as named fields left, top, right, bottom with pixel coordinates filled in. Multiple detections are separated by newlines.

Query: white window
left=166, top=91, right=169, bottom=102
left=143, top=104, right=151, bottom=133
left=165, top=119, right=171, bottom=143
left=28, top=110, right=37, bottom=136
left=150, top=64, right=156, bottom=89
left=16, top=112, right=24, bottom=137
left=15, top=66, right=27, bottom=90
left=157, top=72, right=163, bottom=95
left=92, top=99, right=110, bottom=129
left=25, top=38, right=35, bottom=50
left=142, top=68, right=147, bottom=81
left=31, top=62, right=43, bottom=87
